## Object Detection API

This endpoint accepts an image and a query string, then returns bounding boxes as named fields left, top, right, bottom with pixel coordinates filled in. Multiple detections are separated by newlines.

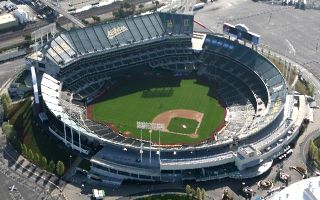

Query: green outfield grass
left=167, top=117, right=199, bottom=134
left=91, top=78, right=225, bottom=144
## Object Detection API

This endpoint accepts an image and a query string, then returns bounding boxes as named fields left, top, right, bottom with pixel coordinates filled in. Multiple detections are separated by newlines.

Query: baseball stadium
left=28, top=12, right=307, bottom=185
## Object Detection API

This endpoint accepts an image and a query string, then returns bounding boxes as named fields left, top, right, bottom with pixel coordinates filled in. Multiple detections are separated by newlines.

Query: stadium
left=28, top=12, right=307, bottom=185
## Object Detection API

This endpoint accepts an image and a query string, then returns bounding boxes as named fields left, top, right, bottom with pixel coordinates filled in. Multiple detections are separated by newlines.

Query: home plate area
left=152, top=109, right=203, bottom=138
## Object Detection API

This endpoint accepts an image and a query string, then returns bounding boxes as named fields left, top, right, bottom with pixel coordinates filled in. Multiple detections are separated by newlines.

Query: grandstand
left=29, top=12, right=307, bottom=185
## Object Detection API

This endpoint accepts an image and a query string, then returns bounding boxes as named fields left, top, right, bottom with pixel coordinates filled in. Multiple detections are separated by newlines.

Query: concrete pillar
left=71, top=127, right=74, bottom=149
left=63, top=122, right=67, bottom=144
left=78, top=131, right=81, bottom=153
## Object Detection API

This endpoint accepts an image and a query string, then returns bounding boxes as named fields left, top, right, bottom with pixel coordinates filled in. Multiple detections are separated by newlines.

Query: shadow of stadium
left=93, top=75, right=224, bottom=105
left=92, top=77, right=182, bottom=104
left=141, top=88, right=174, bottom=98
left=194, top=77, right=219, bottom=99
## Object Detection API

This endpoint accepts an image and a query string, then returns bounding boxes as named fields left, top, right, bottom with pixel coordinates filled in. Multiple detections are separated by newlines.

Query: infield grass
left=91, top=78, right=225, bottom=144
left=167, top=117, right=199, bottom=134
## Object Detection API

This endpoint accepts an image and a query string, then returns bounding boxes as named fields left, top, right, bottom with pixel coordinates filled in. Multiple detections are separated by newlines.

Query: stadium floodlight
left=137, top=121, right=164, bottom=165
left=136, top=121, right=165, bottom=131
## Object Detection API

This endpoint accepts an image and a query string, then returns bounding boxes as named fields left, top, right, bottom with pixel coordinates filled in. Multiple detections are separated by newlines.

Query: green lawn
left=167, top=117, right=199, bottom=134
left=5, top=98, right=74, bottom=170
left=91, top=78, right=225, bottom=144
left=310, top=136, right=320, bottom=170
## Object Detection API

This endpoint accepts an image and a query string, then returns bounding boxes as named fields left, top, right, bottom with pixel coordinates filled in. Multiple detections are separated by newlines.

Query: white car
left=286, top=149, right=293, bottom=155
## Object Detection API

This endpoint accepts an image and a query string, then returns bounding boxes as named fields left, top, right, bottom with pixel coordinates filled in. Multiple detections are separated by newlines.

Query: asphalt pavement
left=0, top=170, right=38, bottom=200
left=0, top=58, right=25, bottom=94
left=195, top=0, right=320, bottom=79
left=0, top=131, right=64, bottom=200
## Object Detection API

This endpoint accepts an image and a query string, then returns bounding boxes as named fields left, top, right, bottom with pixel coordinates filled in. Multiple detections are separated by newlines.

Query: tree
left=27, top=149, right=34, bottom=161
left=34, top=153, right=40, bottom=164
left=23, top=33, right=33, bottom=46
left=48, top=160, right=55, bottom=173
left=123, top=1, right=131, bottom=9
left=1, top=94, right=12, bottom=118
left=139, top=4, right=144, bottom=9
left=21, top=143, right=27, bottom=156
left=201, top=188, right=205, bottom=200
left=81, top=19, right=89, bottom=25
left=185, top=185, right=192, bottom=197
left=155, top=0, right=159, bottom=8
left=41, top=156, right=47, bottom=169
left=222, top=189, right=234, bottom=200
left=196, top=187, right=201, bottom=200
left=112, top=0, right=135, bottom=20
left=92, top=16, right=100, bottom=22
left=56, top=161, right=65, bottom=176
left=24, top=33, right=31, bottom=41
left=191, top=188, right=196, bottom=198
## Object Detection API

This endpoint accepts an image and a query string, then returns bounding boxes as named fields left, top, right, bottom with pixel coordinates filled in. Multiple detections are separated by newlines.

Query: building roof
left=43, top=12, right=194, bottom=67
left=268, top=177, right=320, bottom=200
left=0, top=13, right=17, bottom=24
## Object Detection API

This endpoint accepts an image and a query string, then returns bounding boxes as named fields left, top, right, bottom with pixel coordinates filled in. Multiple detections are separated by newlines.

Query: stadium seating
left=202, top=34, right=286, bottom=141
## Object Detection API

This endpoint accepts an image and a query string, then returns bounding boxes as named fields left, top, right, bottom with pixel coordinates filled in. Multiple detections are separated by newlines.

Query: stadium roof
left=43, top=12, right=194, bottom=67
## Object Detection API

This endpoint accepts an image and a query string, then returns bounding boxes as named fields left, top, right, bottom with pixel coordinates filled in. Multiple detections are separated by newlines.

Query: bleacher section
left=202, top=35, right=287, bottom=140
left=40, top=73, right=91, bottom=154
left=61, top=40, right=195, bottom=101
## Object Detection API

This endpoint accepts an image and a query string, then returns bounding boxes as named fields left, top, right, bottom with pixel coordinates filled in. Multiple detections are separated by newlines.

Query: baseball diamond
left=166, top=117, right=200, bottom=135
left=88, top=78, right=225, bottom=144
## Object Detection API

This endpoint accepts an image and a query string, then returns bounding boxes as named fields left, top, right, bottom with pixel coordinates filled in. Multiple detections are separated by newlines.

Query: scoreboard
left=223, top=23, right=260, bottom=46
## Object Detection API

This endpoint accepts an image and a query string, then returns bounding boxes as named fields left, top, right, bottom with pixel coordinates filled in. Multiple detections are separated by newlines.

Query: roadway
left=38, top=0, right=86, bottom=28
left=0, top=58, right=25, bottom=93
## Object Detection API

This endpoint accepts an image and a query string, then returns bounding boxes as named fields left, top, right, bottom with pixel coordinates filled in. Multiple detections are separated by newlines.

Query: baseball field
left=89, top=78, right=225, bottom=144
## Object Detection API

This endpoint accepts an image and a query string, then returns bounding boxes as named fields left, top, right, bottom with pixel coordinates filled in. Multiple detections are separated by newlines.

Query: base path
left=152, top=109, right=204, bottom=133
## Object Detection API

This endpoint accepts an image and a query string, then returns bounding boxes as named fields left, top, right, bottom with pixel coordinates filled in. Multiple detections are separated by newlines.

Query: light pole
left=69, top=155, right=72, bottom=168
